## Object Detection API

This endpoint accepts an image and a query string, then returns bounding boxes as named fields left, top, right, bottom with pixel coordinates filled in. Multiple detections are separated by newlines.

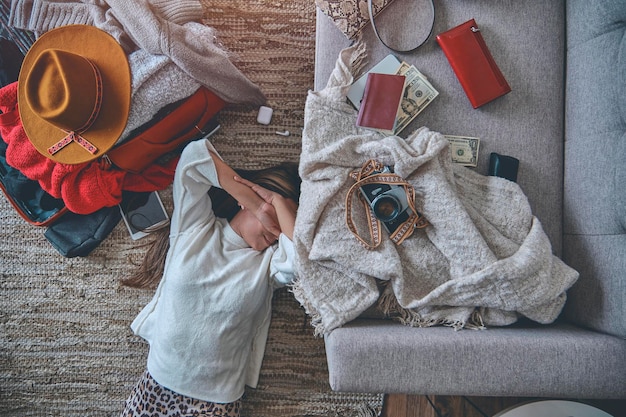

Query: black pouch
left=44, top=206, right=121, bottom=258
left=488, top=152, right=519, bottom=182
left=0, top=160, right=68, bottom=225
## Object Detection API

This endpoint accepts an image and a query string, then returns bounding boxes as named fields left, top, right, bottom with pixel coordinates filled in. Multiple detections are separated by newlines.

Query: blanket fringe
left=377, top=281, right=486, bottom=331
left=469, top=308, right=486, bottom=329
left=293, top=277, right=486, bottom=334
left=290, top=279, right=326, bottom=337
left=353, top=403, right=381, bottom=417
left=349, top=40, right=368, bottom=79
left=327, top=403, right=381, bottom=417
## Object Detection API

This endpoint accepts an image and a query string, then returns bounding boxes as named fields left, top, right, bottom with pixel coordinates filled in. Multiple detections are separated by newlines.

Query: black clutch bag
left=488, top=152, right=519, bottom=182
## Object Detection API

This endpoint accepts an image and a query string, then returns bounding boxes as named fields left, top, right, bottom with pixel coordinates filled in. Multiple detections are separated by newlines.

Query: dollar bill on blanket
left=292, top=43, right=578, bottom=335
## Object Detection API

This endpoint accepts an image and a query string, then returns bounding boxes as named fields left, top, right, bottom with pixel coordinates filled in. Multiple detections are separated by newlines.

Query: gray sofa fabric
left=562, top=0, right=626, bottom=339
left=325, top=320, right=626, bottom=398
left=313, top=0, right=625, bottom=398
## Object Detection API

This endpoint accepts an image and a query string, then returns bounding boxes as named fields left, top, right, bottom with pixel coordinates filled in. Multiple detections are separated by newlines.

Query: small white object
left=275, top=130, right=290, bottom=136
left=257, top=106, right=273, bottom=125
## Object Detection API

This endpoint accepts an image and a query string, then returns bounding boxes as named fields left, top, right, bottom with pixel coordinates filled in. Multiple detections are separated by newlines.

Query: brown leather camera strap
left=345, top=159, right=429, bottom=250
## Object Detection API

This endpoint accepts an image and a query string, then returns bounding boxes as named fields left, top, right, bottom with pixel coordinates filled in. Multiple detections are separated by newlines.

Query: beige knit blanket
left=292, top=43, right=579, bottom=335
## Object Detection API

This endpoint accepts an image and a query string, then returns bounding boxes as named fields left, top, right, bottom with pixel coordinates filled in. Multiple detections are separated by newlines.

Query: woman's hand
left=208, top=148, right=281, bottom=236
left=249, top=199, right=281, bottom=239
left=234, top=176, right=279, bottom=205
left=234, top=176, right=298, bottom=240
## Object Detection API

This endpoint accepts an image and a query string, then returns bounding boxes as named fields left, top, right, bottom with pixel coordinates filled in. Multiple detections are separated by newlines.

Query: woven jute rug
left=0, top=1, right=383, bottom=416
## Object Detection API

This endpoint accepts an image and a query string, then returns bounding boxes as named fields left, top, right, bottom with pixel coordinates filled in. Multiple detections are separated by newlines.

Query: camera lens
left=373, top=195, right=400, bottom=222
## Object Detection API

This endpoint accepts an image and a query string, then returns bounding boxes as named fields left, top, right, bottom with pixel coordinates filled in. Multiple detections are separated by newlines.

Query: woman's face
left=231, top=208, right=278, bottom=251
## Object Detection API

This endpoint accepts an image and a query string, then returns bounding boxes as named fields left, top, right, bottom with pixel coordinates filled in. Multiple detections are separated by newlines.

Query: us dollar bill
left=444, top=135, right=480, bottom=167
left=394, top=62, right=439, bottom=134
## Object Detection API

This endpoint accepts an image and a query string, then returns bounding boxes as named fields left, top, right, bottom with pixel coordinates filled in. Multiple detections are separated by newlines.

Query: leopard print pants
left=121, top=371, right=241, bottom=417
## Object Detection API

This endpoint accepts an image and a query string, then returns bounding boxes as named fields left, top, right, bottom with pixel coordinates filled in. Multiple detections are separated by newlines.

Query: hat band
left=47, top=60, right=103, bottom=157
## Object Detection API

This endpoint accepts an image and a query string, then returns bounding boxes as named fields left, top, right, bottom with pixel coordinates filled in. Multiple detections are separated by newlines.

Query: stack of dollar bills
left=394, top=62, right=439, bottom=135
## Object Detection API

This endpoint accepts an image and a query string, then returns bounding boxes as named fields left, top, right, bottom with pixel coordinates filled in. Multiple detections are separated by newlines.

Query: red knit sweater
left=0, top=82, right=177, bottom=214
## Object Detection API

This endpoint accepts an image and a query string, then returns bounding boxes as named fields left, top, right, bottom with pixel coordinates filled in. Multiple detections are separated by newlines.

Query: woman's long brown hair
left=122, top=162, right=301, bottom=289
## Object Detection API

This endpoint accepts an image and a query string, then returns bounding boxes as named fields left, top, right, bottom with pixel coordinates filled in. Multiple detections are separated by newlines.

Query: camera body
left=358, top=166, right=413, bottom=234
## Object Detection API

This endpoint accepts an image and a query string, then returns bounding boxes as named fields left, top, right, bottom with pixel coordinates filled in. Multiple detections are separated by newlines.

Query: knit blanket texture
left=292, top=44, right=579, bottom=335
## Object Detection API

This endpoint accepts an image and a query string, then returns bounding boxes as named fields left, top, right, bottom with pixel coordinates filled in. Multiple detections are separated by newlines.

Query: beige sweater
left=9, top=0, right=266, bottom=106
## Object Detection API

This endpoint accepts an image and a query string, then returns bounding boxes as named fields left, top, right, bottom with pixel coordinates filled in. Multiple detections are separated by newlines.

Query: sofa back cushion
left=563, top=0, right=626, bottom=338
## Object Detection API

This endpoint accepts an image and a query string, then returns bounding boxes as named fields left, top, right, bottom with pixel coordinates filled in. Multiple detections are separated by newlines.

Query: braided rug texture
left=0, top=1, right=384, bottom=416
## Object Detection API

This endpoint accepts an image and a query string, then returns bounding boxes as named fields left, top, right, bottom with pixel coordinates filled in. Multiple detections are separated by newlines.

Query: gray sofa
left=312, top=0, right=625, bottom=399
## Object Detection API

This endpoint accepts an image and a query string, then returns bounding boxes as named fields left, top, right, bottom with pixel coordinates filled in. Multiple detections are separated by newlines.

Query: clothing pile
left=0, top=0, right=266, bottom=257
left=292, top=43, right=579, bottom=334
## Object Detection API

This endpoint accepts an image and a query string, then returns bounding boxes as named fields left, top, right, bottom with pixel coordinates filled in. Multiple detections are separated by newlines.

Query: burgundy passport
left=356, top=73, right=406, bottom=134
left=436, top=19, right=511, bottom=108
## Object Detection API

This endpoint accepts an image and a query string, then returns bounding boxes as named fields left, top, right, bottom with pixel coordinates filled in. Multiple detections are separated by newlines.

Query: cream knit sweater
left=9, top=0, right=266, bottom=106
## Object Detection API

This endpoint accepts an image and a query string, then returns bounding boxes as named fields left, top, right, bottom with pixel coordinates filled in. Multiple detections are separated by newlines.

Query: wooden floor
left=381, top=394, right=626, bottom=417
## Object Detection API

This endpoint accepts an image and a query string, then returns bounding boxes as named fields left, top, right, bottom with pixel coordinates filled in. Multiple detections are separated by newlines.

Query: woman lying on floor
left=120, top=138, right=300, bottom=417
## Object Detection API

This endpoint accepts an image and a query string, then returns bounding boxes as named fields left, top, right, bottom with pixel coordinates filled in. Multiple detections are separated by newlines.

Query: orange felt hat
left=18, top=25, right=131, bottom=165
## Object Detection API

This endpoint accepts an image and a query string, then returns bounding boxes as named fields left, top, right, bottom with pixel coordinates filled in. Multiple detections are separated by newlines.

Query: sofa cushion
left=314, top=0, right=566, bottom=256
left=562, top=0, right=626, bottom=338
left=325, top=319, right=626, bottom=398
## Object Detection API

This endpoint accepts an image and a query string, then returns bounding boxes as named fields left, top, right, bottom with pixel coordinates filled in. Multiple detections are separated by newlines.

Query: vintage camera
left=359, top=166, right=413, bottom=234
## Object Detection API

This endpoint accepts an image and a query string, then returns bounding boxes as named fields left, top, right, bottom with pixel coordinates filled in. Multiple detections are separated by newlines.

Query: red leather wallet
left=436, top=19, right=511, bottom=108
left=356, top=73, right=406, bottom=135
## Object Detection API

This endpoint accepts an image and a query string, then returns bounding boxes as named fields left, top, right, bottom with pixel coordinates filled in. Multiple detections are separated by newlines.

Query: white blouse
left=131, top=139, right=295, bottom=403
